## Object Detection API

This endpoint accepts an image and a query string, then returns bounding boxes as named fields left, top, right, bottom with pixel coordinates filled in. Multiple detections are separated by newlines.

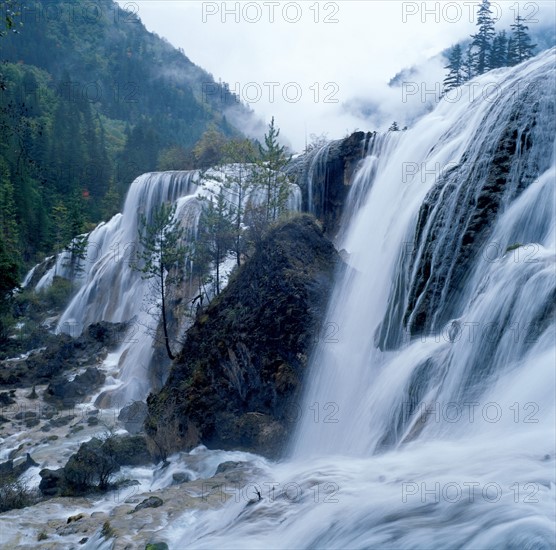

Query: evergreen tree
left=489, top=31, right=509, bottom=69
left=253, top=117, right=292, bottom=223
left=198, top=138, right=258, bottom=267
left=470, top=0, right=496, bottom=75
left=388, top=121, right=400, bottom=132
left=0, top=158, right=19, bottom=258
left=194, top=190, right=234, bottom=296
left=132, top=202, right=186, bottom=360
left=508, top=16, right=536, bottom=65
left=461, top=45, right=475, bottom=82
left=443, top=44, right=466, bottom=93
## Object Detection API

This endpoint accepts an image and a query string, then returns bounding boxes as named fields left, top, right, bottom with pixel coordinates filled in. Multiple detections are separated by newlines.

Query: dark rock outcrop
left=132, top=496, right=163, bottom=513
left=146, top=214, right=341, bottom=458
left=118, top=401, right=149, bottom=434
left=38, top=467, right=66, bottom=497
left=0, top=321, right=128, bottom=389
left=45, top=367, right=106, bottom=407
left=289, top=132, right=373, bottom=237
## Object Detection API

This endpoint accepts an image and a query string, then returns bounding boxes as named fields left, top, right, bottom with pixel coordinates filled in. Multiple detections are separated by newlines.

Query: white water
left=30, top=167, right=301, bottom=406
left=167, top=51, right=556, bottom=549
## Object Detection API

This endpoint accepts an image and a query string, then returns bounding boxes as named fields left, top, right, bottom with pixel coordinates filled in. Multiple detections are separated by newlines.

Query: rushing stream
left=2, top=50, right=555, bottom=549
left=168, top=49, right=556, bottom=549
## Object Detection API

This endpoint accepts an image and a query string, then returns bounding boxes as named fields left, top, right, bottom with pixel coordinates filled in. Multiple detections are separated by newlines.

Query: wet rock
left=25, top=417, right=40, bottom=428
left=288, top=131, right=373, bottom=237
left=118, top=401, right=148, bottom=434
left=105, top=435, right=153, bottom=467
left=87, top=416, right=99, bottom=426
left=14, top=410, right=37, bottom=420
left=13, top=453, right=38, bottom=476
left=38, top=435, right=154, bottom=497
left=67, top=513, right=86, bottom=524
left=132, top=496, right=163, bottom=512
left=0, top=321, right=128, bottom=390
left=0, top=459, right=13, bottom=475
left=171, top=472, right=191, bottom=485
left=1, top=453, right=38, bottom=478
left=215, top=461, right=244, bottom=475
left=0, top=391, right=15, bottom=406
left=48, top=415, right=75, bottom=428
left=45, top=367, right=106, bottom=406
left=39, top=468, right=65, bottom=497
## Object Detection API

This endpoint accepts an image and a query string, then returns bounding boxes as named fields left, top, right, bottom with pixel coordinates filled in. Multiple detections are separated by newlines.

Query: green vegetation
left=194, top=118, right=294, bottom=297
left=0, top=0, right=254, bottom=341
left=132, top=203, right=186, bottom=360
left=443, top=0, right=536, bottom=94
left=0, top=475, right=40, bottom=513
left=0, top=0, right=250, bottom=273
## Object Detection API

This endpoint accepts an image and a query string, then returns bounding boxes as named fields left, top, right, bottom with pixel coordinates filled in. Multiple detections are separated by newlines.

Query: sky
left=116, top=1, right=556, bottom=151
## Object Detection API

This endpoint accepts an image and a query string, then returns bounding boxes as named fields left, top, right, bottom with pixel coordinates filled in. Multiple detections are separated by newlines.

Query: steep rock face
left=289, top=132, right=373, bottom=237
left=376, top=73, right=555, bottom=349
left=145, top=214, right=341, bottom=458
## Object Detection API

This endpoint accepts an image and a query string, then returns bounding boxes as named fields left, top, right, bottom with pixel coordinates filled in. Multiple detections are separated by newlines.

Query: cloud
left=116, top=0, right=556, bottom=151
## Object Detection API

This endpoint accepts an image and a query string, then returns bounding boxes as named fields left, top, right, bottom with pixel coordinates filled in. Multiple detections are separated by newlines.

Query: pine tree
left=489, top=31, right=509, bottom=69
left=461, top=45, right=475, bottom=82
left=195, top=190, right=234, bottom=296
left=388, top=121, right=400, bottom=132
left=132, top=202, right=186, bottom=360
left=470, top=0, right=496, bottom=75
left=253, top=117, right=292, bottom=223
left=443, top=44, right=465, bottom=94
left=508, top=16, right=536, bottom=65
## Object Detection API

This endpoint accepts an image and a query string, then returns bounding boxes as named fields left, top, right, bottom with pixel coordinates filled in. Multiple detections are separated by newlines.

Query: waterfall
left=292, top=48, right=555, bottom=458
left=29, top=168, right=302, bottom=406
left=173, top=50, right=555, bottom=549
left=54, top=171, right=200, bottom=405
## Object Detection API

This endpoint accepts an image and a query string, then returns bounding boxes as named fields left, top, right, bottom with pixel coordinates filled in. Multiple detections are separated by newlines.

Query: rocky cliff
left=145, top=214, right=341, bottom=458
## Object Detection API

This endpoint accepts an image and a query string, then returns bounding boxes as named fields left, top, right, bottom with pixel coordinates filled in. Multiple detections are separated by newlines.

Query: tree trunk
left=216, top=244, right=220, bottom=295
left=160, top=262, right=175, bottom=361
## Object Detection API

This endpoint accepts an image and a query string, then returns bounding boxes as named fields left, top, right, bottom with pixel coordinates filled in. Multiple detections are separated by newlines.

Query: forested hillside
left=0, top=0, right=253, bottom=274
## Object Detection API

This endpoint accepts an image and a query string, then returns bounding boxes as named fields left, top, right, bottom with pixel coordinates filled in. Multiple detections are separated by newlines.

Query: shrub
left=0, top=476, right=41, bottom=513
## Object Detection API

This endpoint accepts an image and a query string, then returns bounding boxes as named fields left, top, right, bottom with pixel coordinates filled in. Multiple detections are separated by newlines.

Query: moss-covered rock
left=146, top=214, right=340, bottom=458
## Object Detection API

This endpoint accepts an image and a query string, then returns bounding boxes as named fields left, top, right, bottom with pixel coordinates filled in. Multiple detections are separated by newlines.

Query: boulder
left=132, top=496, right=163, bottom=512
left=118, top=401, right=149, bottom=434
left=45, top=367, right=106, bottom=406
left=39, top=468, right=65, bottom=497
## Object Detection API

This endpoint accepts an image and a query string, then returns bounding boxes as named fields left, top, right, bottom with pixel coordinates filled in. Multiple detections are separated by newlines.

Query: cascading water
left=170, top=50, right=555, bottom=549
left=30, top=167, right=302, bottom=407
